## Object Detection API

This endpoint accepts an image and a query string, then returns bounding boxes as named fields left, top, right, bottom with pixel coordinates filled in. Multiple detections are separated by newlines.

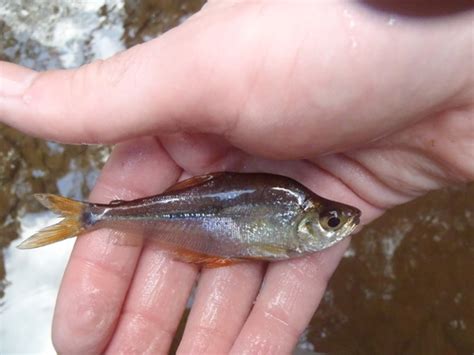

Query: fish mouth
left=351, top=214, right=360, bottom=226
left=346, top=215, right=360, bottom=235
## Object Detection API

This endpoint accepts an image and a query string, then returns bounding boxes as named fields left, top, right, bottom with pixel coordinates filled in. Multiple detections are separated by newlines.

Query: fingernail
left=0, top=61, right=37, bottom=98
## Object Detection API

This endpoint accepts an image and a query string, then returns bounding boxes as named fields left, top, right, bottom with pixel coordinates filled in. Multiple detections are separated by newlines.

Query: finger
left=0, top=12, right=246, bottom=144
left=1, top=3, right=471, bottom=157
left=104, top=240, right=199, bottom=354
left=160, top=141, right=377, bottom=353
left=177, top=263, right=265, bottom=354
left=52, top=138, right=181, bottom=354
left=230, top=240, right=350, bottom=355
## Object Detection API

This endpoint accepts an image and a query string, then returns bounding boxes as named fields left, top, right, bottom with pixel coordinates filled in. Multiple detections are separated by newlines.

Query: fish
left=17, top=172, right=361, bottom=267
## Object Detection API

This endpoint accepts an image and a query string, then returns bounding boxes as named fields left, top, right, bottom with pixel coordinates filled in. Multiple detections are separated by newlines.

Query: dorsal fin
left=109, top=199, right=124, bottom=205
left=164, top=173, right=223, bottom=193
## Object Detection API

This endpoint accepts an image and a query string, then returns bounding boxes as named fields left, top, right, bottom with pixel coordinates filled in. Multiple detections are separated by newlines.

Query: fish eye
left=327, top=216, right=341, bottom=228
left=321, top=210, right=343, bottom=230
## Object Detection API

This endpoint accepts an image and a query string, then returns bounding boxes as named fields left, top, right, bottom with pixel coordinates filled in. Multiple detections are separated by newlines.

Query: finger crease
left=120, top=308, right=177, bottom=339
left=75, top=254, right=134, bottom=282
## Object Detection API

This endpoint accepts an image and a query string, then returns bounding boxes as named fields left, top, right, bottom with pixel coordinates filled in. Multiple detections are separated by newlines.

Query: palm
left=0, top=0, right=471, bottom=353
left=53, top=107, right=471, bottom=353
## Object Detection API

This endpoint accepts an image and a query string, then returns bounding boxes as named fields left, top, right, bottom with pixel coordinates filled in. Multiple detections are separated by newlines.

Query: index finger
left=52, top=138, right=181, bottom=354
left=230, top=241, right=350, bottom=354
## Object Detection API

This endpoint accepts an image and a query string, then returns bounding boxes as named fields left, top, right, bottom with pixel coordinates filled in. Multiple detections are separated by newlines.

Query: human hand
left=1, top=1, right=472, bottom=353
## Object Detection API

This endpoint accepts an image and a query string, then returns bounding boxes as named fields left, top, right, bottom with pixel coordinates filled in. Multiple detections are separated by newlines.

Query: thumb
left=0, top=12, right=245, bottom=145
left=0, top=2, right=472, bottom=159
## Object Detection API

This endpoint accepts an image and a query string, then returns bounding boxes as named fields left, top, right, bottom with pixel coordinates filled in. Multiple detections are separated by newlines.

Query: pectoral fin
left=247, top=243, right=289, bottom=260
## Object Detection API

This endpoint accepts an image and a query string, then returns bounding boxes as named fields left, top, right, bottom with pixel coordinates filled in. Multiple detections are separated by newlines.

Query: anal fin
left=171, top=247, right=242, bottom=268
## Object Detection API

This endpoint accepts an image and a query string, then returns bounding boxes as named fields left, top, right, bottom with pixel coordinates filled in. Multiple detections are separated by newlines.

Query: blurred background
left=0, top=1, right=472, bottom=354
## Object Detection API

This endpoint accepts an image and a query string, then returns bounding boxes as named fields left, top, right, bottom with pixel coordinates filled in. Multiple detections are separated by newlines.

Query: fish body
left=18, top=173, right=361, bottom=266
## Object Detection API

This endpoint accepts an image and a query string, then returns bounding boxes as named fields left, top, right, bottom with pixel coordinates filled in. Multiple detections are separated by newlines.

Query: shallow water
left=1, top=1, right=473, bottom=354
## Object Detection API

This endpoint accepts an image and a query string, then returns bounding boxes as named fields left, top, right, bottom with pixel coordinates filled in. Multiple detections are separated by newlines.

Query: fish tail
left=17, top=194, right=87, bottom=249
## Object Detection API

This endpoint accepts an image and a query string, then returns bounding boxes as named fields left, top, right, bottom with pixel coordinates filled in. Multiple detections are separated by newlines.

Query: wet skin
left=0, top=0, right=472, bottom=354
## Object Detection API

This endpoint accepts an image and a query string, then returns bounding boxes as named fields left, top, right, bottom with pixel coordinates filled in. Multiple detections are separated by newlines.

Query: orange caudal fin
left=17, top=194, right=87, bottom=249
left=170, top=248, right=242, bottom=268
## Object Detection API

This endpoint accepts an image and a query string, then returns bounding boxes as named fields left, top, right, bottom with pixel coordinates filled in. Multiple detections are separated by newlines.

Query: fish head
left=296, top=198, right=361, bottom=252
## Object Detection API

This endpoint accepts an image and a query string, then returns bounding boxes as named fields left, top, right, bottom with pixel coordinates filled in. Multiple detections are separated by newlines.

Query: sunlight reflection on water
left=1, top=213, right=74, bottom=354
left=0, top=0, right=125, bottom=68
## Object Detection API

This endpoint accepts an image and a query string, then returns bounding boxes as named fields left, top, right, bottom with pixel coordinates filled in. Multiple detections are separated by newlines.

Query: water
left=1, top=213, right=74, bottom=353
left=1, top=1, right=473, bottom=354
left=310, top=187, right=474, bottom=354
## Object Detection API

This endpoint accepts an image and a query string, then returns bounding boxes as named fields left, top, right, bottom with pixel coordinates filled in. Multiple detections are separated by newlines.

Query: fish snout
left=346, top=207, right=361, bottom=226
